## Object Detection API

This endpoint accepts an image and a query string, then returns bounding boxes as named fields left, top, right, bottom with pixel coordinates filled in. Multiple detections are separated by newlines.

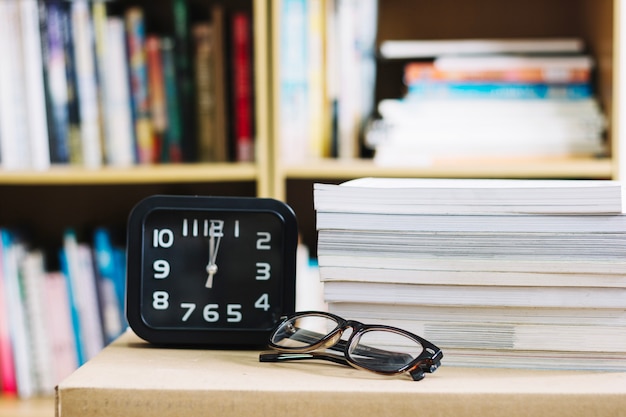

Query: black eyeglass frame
left=259, top=311, right=443, bottom=381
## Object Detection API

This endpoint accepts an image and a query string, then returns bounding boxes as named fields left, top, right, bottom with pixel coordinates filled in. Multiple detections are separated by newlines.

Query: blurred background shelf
left=0, top=397, right=54, bottom=417
left=0, top=163, right=259, bottom=185
left=280, top=156, right=613, bottom=180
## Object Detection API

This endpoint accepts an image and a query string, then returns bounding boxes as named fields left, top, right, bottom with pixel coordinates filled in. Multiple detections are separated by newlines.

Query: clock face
left=126, top=196, right=298, bottom=346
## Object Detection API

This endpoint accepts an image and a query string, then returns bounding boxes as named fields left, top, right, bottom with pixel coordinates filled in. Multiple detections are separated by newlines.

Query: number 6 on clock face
left=126, top=195, right=298, bottom=347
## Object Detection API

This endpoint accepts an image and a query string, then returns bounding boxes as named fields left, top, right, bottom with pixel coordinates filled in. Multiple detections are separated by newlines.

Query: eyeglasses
left=259, top=311, right=443, bottom=381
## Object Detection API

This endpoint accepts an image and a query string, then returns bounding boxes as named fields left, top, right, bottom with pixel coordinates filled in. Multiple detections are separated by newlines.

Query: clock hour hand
left=205, top=220, right=223, bottom=288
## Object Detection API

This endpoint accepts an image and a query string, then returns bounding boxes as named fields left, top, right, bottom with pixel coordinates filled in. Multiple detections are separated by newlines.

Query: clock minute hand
left=205, top=222, right=223, bottom=288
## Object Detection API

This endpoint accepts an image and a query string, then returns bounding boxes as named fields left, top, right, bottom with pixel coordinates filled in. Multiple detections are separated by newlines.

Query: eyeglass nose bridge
left=320, top=331, right=343, bottom=350
left=318, top=319, right=363, bottom=349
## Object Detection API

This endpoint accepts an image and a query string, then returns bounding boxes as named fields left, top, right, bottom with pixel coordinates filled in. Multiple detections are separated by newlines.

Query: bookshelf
left=1, top=0, right=625, bottom=415
left=270, top=0, right=619, bottom=204
left=0, top=0, right=271, bottom=412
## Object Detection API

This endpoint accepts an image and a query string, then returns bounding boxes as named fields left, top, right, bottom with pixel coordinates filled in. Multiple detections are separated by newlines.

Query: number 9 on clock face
left=126, top=195, right=298, bottom=347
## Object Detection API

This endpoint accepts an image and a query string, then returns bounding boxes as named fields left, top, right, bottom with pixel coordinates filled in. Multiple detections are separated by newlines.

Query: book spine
left=104, top=17, right=136, bottom=166
left=336, top=0, right=361, bottom=159
left=43, top=271, right=79, bottom=386
left=40, top=0, right=70, bottom=164
left=74, top=244, right=105, bottom=362
left=125, top=7, right=155, bottom=164
left=71, top=0, right=103, bottom=169
left=161, top=37, right=183, bottom=163
left=146, top=35, right=167, bottom=160
left=209, top=4, right=229, bottom=162
left=325, top=0, right=339, bottom=157
left=60, top=1, right=83, bottom=165
left=91, top=1, right=109, bottom=166
left=59, top=233, right=85, bottom=366
left=20, top=0, right=51, bottom=171
left=307, top=0, right=327, bottom=158
left=20, top=251, right=55, bottom=395
left=404, top=62, right=591, bottom=85
left=406, top=82, right=593, bottom=100
left=231, top=11, right=254, bottom=162
left=0, top=230, right=17, bottom=396
left=93, top=228, right=124, bottom=344
left=278, top=0, right=309, bottom=163
left=61, top=230, right=106, bottom=366
left=172, top=0, right=196, bottom=162
left=0, top=1, right=31, bottom=170
left=193, top=23, right=216, bottom=162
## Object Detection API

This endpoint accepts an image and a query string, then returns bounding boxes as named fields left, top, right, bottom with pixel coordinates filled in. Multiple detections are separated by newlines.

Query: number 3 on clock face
left=126, top=195, right=298, bottom=347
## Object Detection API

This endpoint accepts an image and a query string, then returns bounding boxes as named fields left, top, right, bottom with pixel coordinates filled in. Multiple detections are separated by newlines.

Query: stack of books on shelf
left=0, top=0, right=254, bottom=172
left=314, top=177, right=626, bottom=371
left=368, top=37, right=607, bottom=166
left=0, top=227, right=126, bottom=398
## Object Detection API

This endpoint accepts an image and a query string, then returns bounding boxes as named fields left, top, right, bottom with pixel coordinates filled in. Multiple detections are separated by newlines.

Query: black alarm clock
left=126, top=195, right=298, bottom=347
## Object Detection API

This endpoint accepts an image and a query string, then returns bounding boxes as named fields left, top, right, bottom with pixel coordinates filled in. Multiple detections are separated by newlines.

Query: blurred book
left=379, top=37, right=584, bottom=59
left=0, top=227, right=126, bottom=397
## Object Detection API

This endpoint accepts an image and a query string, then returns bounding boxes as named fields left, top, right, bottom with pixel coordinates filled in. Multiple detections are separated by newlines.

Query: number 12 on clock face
left=126, top=195, right=298, bottom=346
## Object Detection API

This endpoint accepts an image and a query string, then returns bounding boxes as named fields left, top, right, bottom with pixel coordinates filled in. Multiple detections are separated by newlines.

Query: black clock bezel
left=126, top=195, right=298, bottom=347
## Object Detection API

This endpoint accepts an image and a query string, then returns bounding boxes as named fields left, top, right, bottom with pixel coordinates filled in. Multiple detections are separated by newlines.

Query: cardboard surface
left=56, top=330, right=626, bottom=417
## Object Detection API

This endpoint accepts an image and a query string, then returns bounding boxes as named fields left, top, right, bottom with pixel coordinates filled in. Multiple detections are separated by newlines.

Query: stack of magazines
left=368, top=37, right=608, bottom=166
left=314, top=177, right=626, bottom=370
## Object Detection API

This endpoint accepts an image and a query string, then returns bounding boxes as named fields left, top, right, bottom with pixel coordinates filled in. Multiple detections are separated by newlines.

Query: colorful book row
left=0, top=0, right=254, bottom=171
left=0, top=228, right=126, bottom=398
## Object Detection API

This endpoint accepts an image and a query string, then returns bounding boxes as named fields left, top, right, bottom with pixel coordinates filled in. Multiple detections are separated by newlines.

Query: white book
left=379, top=37, right=584, bottom=59
left=323, top=281, right=626, bottom=309
left=378, top=122, right=604, bottom=148
left=19, top=0, right=51, bottom=171
left=103, top=18, right=135, bottom=166
left=319, top=266, right=626, bottom=288
left=323, top=314, right=626, bottom=353
left=313, top=178, right=625, bottom=214
left=318, top=253, right=626, bottom=275
left=0, top=1, right=31, bottom=170
left=20, top=251, right=55, bottom=395
left=372, top=142, right=606, bottom=167
left=72, top=0, right=103, bottom=169
left=319, top=229, right=626, bottom=258
left=438, top=348, right=626, bottom=371
left=378, top=98, right=606, bottom=123
left=329, top=303, right=626, bottom=327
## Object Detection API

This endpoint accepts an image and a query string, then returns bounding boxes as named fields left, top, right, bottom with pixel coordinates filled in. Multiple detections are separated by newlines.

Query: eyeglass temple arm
left=259, top=351, right=351, bottom=368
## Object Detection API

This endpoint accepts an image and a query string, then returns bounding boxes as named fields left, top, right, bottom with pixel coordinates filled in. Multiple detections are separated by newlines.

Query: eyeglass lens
left=271, top=314, right=425, bottom=373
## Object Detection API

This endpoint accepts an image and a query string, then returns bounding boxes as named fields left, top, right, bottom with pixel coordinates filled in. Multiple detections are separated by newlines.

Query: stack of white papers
left=314, top=178, right=626, bottom=370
